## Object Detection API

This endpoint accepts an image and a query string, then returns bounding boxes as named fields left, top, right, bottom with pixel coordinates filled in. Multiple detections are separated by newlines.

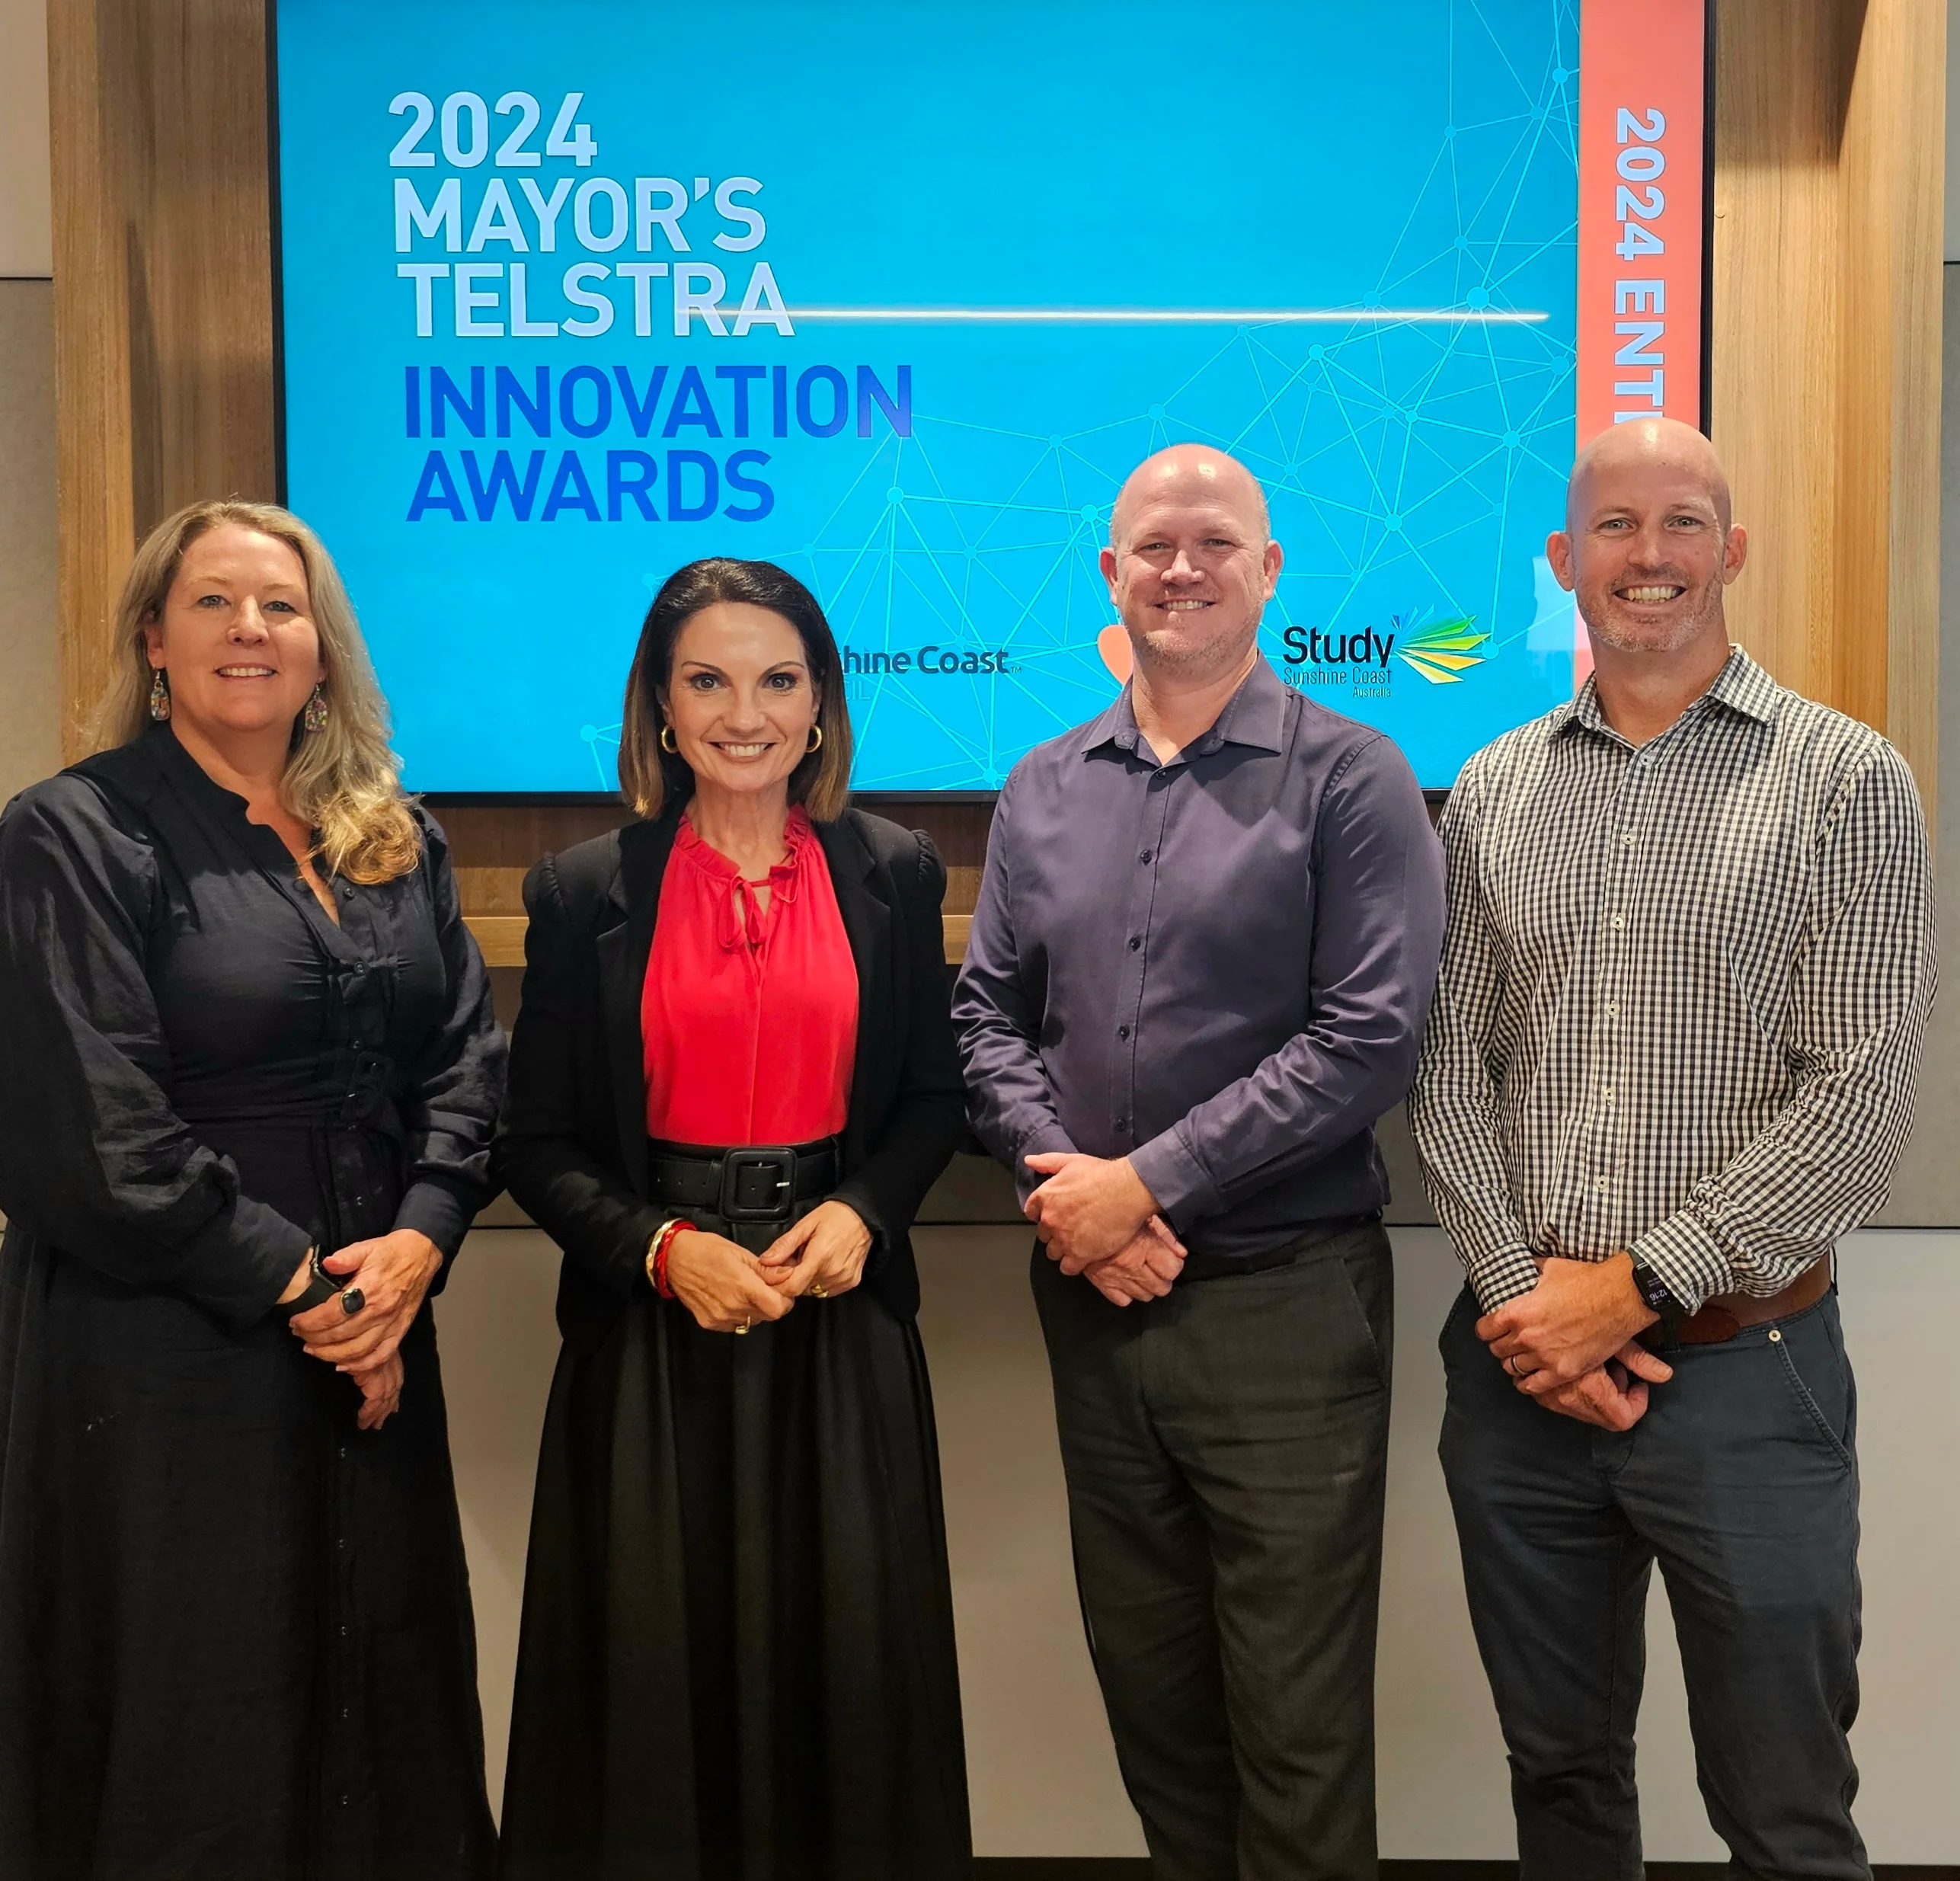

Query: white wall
left=436, top=1224, right=1960, bottom=1862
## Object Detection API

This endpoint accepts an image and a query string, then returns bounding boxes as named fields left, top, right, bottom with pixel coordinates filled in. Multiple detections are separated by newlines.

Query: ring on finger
left=734, top=1316, right=753, bottom=1336
left=808, top=1281, right=828, bottom=1299
left=340, top=1287, right=366, bottom=1316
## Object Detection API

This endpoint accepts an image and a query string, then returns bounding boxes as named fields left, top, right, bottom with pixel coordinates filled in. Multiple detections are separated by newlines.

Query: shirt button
left=1596, top=1176, right=1610, bottom=1192
left=1603, top=1002, right=1619, bottom=1018
left=1602, top=1087, right=1615, bottom=1102
left=1139, top=849, right=1153, bottom=864
left=1128, top=937, right=1141, bottom=952
left=1610, top=915, right=1625, bottom=931
left=1623, top=831, right=1636, bottom=846
left=1118, top=1025, right=1131, bottom=1040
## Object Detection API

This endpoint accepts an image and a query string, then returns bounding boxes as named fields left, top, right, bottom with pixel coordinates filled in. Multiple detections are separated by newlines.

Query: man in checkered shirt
left=1408, top=417, right=1934, bottom=1881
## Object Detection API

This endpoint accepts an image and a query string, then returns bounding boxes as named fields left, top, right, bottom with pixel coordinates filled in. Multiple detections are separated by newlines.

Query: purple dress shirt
left=952, top=654, right=1445, bottom=1262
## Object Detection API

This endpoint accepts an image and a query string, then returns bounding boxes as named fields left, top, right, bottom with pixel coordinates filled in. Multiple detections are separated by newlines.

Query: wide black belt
left=646, top=1136, right=839, bottom=1225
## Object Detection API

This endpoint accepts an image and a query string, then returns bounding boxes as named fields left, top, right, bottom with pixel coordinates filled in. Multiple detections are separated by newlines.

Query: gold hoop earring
left=806, top=724, right=823, bottom=753
left=660, top=725, right=679, bottom=754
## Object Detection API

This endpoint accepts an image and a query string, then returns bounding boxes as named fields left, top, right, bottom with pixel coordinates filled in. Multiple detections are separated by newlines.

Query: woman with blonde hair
left=0, top=499, right=504, bottom=1878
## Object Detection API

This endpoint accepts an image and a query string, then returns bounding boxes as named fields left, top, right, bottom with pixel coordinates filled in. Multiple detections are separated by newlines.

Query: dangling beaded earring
left=148, top=670, right=171, bottom=721
left=302, top=683, right=329, bottom=734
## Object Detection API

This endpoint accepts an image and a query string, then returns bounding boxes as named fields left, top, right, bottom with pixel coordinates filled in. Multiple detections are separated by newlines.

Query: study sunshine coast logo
left=1092, top=610, right=1491, bottom=700
left=1277, top=611, right=1491, bottom=700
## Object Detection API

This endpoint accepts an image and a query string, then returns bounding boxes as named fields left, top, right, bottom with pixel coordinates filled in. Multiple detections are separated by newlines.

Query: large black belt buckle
left=718, top=1147, right=798, bottom=1223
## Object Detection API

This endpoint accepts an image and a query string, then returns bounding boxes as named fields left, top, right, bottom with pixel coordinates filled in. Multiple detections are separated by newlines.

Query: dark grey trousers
left=1438, top=1285, right=1866, bottom=1881
left=1030, top=1219, right=1394, bottom=1881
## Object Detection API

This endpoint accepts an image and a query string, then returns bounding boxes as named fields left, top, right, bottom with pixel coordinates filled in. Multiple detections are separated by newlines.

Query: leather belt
left=1638, top=1256, right=1833, bottom=1349
left=646, top=1136, right=839, bottom=1225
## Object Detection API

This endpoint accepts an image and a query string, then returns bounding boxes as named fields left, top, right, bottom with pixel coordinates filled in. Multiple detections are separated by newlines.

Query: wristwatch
left=1628, top=1252, right=1685, bottom=1318
left=276, top=1246, right=343, bottom=1317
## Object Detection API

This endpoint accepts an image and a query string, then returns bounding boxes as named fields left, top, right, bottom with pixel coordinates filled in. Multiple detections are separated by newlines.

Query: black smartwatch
left=276, top=1246, right=343, bottom=1317
left=1629, top=1252, right=1685, bottom=1318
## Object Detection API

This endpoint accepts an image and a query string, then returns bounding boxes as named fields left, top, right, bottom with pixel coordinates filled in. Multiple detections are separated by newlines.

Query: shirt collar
left=1079, top=651, right=1290, bottom=762
left=1550, top=645, right=1779, bottom=744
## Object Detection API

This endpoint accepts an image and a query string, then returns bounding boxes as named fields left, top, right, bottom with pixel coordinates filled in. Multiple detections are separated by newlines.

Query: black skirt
left=498, top=1208, right=971, bottom=1881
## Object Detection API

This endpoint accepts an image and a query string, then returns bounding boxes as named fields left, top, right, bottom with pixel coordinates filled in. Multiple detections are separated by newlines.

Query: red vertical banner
left=1574, top=0, right=1706, bottom=681
left=1577, top=0, right=1706, bottom=440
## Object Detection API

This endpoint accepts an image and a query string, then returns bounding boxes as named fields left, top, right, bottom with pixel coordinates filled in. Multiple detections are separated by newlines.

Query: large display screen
left=274, top=0, right=1707, bottom=792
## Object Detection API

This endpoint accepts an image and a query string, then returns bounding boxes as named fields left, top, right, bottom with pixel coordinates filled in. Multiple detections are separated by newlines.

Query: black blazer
left=497, top=804, right=965, bottom=1342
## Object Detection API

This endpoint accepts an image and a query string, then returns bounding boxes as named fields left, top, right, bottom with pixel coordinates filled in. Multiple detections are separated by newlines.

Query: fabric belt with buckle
left=1637, top=1255, right=1834, bottom=1349
left=646, top=1136, right=840, bottom=1225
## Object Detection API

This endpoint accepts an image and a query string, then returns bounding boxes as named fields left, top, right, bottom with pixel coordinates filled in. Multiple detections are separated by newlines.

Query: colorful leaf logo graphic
left=1396, top=616, right=1489, bottom=686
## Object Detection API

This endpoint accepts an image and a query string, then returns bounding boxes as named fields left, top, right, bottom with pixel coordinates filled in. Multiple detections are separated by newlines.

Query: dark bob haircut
left=617, top=558, right=854, bottom=822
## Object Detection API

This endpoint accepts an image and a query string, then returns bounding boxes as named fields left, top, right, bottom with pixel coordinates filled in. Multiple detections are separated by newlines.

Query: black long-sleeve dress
left=0, top=724, right=505, bottom=1881
left=496, top=806, right=972, bottom=1881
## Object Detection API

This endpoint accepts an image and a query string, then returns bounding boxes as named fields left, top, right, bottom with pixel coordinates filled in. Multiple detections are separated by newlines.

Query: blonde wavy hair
left=91, top=499, right=421, bottom=884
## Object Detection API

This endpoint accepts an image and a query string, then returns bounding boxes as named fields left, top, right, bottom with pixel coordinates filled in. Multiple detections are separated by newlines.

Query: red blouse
left=641, top=808, right=858, bottom=1147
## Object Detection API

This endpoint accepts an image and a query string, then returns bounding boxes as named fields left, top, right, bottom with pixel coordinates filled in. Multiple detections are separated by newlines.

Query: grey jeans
left=1439, top=1285, right=1866, bottom=1881
left=1031, top=1217, right=1394, bottom=1881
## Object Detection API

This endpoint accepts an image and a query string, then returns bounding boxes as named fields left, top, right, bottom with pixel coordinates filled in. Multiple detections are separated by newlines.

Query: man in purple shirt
left=953, top=444, right=1444, bottom=1881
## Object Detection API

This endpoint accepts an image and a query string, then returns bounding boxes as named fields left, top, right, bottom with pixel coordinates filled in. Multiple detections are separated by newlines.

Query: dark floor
left=973, top=1865, right=1960, bottom=1880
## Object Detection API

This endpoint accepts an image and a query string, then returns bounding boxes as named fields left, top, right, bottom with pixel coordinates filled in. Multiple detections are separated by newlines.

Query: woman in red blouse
left=497, top=559, right=971, bottom=1880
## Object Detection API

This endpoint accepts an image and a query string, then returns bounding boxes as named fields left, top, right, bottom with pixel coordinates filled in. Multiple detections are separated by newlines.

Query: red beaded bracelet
left=649, top=1218, right=695, bottom=1300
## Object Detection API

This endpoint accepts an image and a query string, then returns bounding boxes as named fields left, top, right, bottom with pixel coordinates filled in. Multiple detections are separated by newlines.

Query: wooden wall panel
left=1711, top=0, right=1943, bottom=812
left=1853, top=0, right=1945, bottom=798
left=1709, top=1, right=1850, bottom=708
left=49, top=0, right=275, bottom=761
left=50, top=0, right=1946, bottom=923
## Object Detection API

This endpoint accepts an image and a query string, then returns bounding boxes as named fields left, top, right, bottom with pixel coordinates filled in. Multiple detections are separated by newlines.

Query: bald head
left=1550, top=417, right=1745, bottom=661
left=1111, top=444, right=1270, bottom=553
left=1568, top=417, right=1731, bottom=533
left=1100, top=443, right=1283, bottom=686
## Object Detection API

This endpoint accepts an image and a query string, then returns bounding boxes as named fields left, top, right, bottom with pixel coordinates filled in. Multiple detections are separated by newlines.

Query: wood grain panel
left=1711, top=0, right=1942, bottom=817
left=1852, top=0, right=1944, bottom=799
left=1710, top=0, right=1850, bottom=706
left=49, top=0, right=277, bottom=762
left=48, top=0, right=134, bottom=759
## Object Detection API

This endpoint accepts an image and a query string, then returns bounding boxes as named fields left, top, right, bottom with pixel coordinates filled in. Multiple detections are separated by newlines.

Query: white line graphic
left=784, top=306, right=1549, bottom=325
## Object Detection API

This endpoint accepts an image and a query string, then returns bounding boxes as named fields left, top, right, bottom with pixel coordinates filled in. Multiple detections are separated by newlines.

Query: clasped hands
left=1476, top=1250, right=1672, bottom=1430
left=283, top=1228, right=446, bottom=1433
left=1023, top=1150, right=1183, bottom=1307
left=663, top=1200, right=874, bottom=1335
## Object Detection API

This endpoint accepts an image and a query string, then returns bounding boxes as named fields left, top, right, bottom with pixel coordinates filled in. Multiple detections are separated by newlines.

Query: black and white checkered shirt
left=1408, top=647, right=1935, bottom=1315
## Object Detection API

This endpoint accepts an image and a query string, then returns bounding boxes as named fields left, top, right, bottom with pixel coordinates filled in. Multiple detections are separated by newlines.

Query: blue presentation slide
left=276, top=0, right=1581, bottom=792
